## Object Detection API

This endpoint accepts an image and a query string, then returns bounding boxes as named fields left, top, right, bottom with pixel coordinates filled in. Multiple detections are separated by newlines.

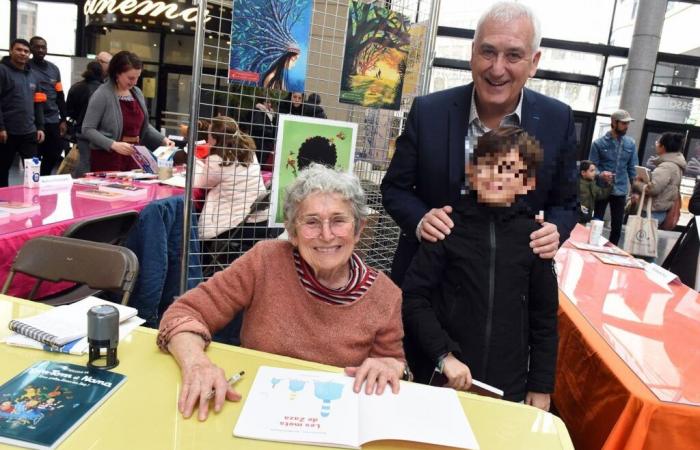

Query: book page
left=358, top=383, right=479, bottom=450
left=234, top=366, right=360, bottom=448
left=11, top=296, right=138, bottom=346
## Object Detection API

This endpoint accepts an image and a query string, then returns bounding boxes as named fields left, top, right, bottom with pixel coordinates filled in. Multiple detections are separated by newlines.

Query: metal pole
left=419, top=0, right=442, bottom=96
left=179, top=0, right=208, bottom=294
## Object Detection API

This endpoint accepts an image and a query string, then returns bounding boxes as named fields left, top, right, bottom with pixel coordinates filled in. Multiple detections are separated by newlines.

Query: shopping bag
left=57, top=144, right=80, bottom=175
left=623, top=189, right=658, bottom=258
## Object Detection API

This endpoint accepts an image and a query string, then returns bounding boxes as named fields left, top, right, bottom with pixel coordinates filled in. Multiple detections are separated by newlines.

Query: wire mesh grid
left=183, top=0, right=435, bottom=284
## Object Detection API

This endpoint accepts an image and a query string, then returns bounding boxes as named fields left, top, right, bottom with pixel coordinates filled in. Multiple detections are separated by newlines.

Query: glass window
left=91, top=30, right=160, bottom=62
left=659, top=2, right=700, bottom=55
left=526, top=78, right=598, bottom=112
left=686, top=137, right=700, bottom=178
left=141, top=64, right=159, bottom=124
left=654, top=62, right=700, bottom=89
left=438, top=0, right=614, bottom=44
left=0, top=0, right=9, bottom=50
left=640, top=130, right=663, bottom=169
left=17, top=1, right=77, bottom=55
left=607, top=65, right=625, bottom=96
left=598, top=57, right=628, bottom=115
left=537, top=47, right=605, bottom=77
left=164, top=34, right=195, bottom=66
left=429, top=67, right=472, bottom=93
left=646, top=94, right=697, bottom=124
left=435, top=37, right=471, bottom=61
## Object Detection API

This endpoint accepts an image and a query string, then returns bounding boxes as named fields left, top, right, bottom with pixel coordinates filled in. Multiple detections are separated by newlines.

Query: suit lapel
left=447, top=84, right=471, bottom=199
left=521, top=88, right=540, bottom=139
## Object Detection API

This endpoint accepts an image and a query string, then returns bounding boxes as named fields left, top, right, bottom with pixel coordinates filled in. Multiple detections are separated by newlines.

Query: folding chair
left=1, top=236, right=139, bottom=306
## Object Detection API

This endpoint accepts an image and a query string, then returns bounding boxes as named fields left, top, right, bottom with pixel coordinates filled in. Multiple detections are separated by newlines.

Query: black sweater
left=401, top=196, right=558, bottom=401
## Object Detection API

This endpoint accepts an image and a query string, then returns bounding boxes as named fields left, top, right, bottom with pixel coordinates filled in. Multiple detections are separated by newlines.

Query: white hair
left=474, top=1, right=542, bottom=53
left=283, top=164, right=369, bottom=237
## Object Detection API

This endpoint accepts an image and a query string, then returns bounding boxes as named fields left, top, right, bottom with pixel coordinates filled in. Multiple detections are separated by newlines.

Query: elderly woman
left=157, top=164, right=407, bottom=421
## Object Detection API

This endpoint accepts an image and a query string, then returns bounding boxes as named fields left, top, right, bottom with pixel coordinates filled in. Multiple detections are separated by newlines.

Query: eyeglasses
left=296, top=215, right=355, bottom=238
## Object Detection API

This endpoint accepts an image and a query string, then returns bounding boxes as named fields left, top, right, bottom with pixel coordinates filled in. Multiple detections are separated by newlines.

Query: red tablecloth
left=0, top=182, right=183, bottom=298
left=554, top=225, right=700, bottom=450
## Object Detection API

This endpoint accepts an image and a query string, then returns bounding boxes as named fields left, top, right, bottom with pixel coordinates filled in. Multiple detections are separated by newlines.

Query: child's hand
left=442, top=354, right=472, bottom=391
left=525, top=391, right=551, bottom=411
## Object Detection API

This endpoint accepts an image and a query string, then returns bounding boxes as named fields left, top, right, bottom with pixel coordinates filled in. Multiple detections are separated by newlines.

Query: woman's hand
left=178, top=355, right=242, bottom=421
left=442, top=353, right=472, bottom=391
left=345, top=357, right=404, bottom=395
left=163, top=137, right=176, bottom=147
left=111, top=141, right=135, bottom=155
left=525, top=391, right=551, bottom=411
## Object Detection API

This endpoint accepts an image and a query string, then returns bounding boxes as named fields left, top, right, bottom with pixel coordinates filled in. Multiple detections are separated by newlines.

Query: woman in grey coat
left=641, top=132, right=687, bottom=224
left=82, top=51, right=173, bottom=171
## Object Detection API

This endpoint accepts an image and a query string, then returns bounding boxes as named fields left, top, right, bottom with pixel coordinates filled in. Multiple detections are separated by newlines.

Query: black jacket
left=0, top=56, right=44, bottom=134
left=401, top=196, right=558, bottom=401
left=66, top=77, right=102, bottom=132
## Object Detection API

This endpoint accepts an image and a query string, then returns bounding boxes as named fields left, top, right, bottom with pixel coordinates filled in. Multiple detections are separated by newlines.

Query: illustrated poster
left=228, top=0, right=313, bottom=93
left=269, top=115, right=358, bottom=227
left=339, top=1, right=411, bottom=110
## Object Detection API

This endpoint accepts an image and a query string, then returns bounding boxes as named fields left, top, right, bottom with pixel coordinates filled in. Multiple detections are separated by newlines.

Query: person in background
left=158, top=164, right=408, bottom=421
left=589, top=110, right=638, bottom=245
left=402, top=127, right=557, bottom=410
left=194, top=116, right=271, bottom=277
left=96, top=51, right=112, bottom=81
left=82, top=51, right=173, bottom=172
left=250, top=96, right=277, bottom=171
left=29, top=36, right=67, bottom=176
left=66, top=61, right=103, bottom=177
left=578, top=160, right=611, bottom=224
left=0, top=38, right=45, bottom=187
left=279, top=91, right=304, bottom=116
left=640, top=132, right=686, bottom=225
left=689, top=179, right=700, bottom=215
left=305, top=93, right=327, bottom=119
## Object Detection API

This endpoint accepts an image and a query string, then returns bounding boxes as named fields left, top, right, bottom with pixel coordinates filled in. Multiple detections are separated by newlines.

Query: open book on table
left=234, top=366, right=479, bottom=449
left=6, top=296, right=138, bottom=349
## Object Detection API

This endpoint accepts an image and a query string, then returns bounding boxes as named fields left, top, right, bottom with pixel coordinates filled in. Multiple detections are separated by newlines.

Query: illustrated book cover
left=234, top=366, right=479, bottom=449
left=0, top=360, right=125, bottom=450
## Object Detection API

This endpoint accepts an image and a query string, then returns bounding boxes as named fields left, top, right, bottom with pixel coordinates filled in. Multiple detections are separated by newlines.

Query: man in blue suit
left=382, top=2, right=577, bottom=285
left=381, top=2, right=577, bottom=408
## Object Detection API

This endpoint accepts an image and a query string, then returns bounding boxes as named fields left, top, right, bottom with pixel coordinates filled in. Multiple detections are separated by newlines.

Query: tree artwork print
left=339, top=1, right=411, bottom=110
left=228, top=0, right=313, bottom=92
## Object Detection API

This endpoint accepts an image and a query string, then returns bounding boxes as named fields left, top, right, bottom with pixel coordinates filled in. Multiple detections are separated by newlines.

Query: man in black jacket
left=66, top=61, right=103, bottom=177
left=402, top=127, right=558, bottom=410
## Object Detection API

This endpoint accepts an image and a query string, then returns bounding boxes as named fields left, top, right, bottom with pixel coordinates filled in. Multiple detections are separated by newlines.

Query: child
left=578, top=160, right=611, bottom=223
left=194, top=116, right=273, bottom=278
left=402, top=126, right=558, bottom=410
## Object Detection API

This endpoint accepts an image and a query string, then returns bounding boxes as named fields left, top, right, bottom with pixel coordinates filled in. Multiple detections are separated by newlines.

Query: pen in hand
left=206, top=370, right=245, bottom=400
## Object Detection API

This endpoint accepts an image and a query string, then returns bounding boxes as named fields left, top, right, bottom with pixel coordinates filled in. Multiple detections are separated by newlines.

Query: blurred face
left=613, top=120, right=630, bottom=136
left=655, top=139, right=666, bottom=155
left=471, top=16, right=540, bottom=114
left=10, top=43, right=30, bottom=67
left=289, top=192, right=362, bottom=280
left=468, top=148, right=534, bottom=206
left=97, top=52, right=112, bottom=76
left=115, top=68, right=141, bottom=91
left=30, top=39, right=47, bottom=61
left=291, top=92, right=303, bottom=107
left=582, top=164, right=596, bottom=180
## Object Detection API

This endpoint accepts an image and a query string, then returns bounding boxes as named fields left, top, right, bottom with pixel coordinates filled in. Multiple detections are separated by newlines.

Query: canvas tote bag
left=623, top=189, right=658, bottom=258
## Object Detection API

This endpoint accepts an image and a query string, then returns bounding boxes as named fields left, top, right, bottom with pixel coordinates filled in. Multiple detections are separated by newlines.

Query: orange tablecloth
left=554, top=225, right=700, bottom=450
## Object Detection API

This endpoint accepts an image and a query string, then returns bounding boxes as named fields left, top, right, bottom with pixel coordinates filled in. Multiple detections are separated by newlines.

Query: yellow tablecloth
left=0, top=295, right=573, bottom=450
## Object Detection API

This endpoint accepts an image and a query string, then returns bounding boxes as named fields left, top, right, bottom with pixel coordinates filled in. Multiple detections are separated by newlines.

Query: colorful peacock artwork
left=228, top=0, right=313, bottom=92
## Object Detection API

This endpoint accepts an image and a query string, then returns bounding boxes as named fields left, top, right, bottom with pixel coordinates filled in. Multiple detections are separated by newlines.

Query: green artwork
left=269, top=115, right=358, bottom=227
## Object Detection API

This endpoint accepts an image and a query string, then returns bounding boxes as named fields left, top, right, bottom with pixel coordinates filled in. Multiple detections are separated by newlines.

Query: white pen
left=206, top=370, right=245, bottom=400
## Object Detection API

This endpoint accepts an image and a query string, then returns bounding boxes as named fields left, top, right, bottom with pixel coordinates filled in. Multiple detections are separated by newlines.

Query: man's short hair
left=474, top=1, right=542, bottom=53
left=472, top=126, right=543, bottom=182
left=10, top=38, right=30, bottom=51
left=29, top=36, right=46, bottom=46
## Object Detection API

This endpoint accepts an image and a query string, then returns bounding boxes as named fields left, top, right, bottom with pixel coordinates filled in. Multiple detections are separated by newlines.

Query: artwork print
left=228, top=0, right=313, bottom=92
left=339, top=1, right=411, bottom=110
left=269, top=115, right=358, bottom=227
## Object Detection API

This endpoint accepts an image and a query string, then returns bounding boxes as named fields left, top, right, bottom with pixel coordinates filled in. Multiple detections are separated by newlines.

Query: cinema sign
left=83, top=0, right=211, bottom=32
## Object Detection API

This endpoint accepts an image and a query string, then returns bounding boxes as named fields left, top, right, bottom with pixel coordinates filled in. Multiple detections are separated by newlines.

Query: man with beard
left=589, top=109, right=638, bottom=245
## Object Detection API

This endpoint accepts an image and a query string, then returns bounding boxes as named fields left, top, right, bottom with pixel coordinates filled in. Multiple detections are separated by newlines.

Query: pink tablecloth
left=0, top=182, right=183, bottom=298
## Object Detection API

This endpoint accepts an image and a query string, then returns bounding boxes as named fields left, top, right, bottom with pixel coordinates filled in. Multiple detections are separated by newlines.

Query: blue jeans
left=652, top=210, right=667, bottom=225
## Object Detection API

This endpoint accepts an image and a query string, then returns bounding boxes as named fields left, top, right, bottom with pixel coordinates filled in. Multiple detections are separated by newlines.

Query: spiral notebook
left=7, top=297, right=138, bottom=349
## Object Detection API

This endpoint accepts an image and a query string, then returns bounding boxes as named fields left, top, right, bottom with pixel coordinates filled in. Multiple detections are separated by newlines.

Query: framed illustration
left=339, top=1, right=411, bottom=110
left=269, top=115, right=358, bottom=227
left=228, top=0, right=313, bottom=92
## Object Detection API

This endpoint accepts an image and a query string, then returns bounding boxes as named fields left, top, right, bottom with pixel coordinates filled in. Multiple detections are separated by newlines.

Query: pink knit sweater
left=158, top=240, right=405, bottom=368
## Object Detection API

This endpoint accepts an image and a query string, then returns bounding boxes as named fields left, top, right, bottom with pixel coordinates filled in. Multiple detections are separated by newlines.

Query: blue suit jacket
left=381, top=83, right=578, bottom=284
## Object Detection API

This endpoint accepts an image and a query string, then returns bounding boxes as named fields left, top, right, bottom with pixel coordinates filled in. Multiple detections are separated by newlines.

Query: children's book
left=97, top=183, right=148, bottom=197
left=0, top=202, right=40, bottom=215
left=0, top=360, right=125, bottom=449
left=75, top=189, right=130, bottom=201
left=233, top=366, right=479, bottom=449
left=7, top=296, right=138, bottom=349
left=3, top=316, right=144, bottom=355
left=130, top=146, right=158, bottom=174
